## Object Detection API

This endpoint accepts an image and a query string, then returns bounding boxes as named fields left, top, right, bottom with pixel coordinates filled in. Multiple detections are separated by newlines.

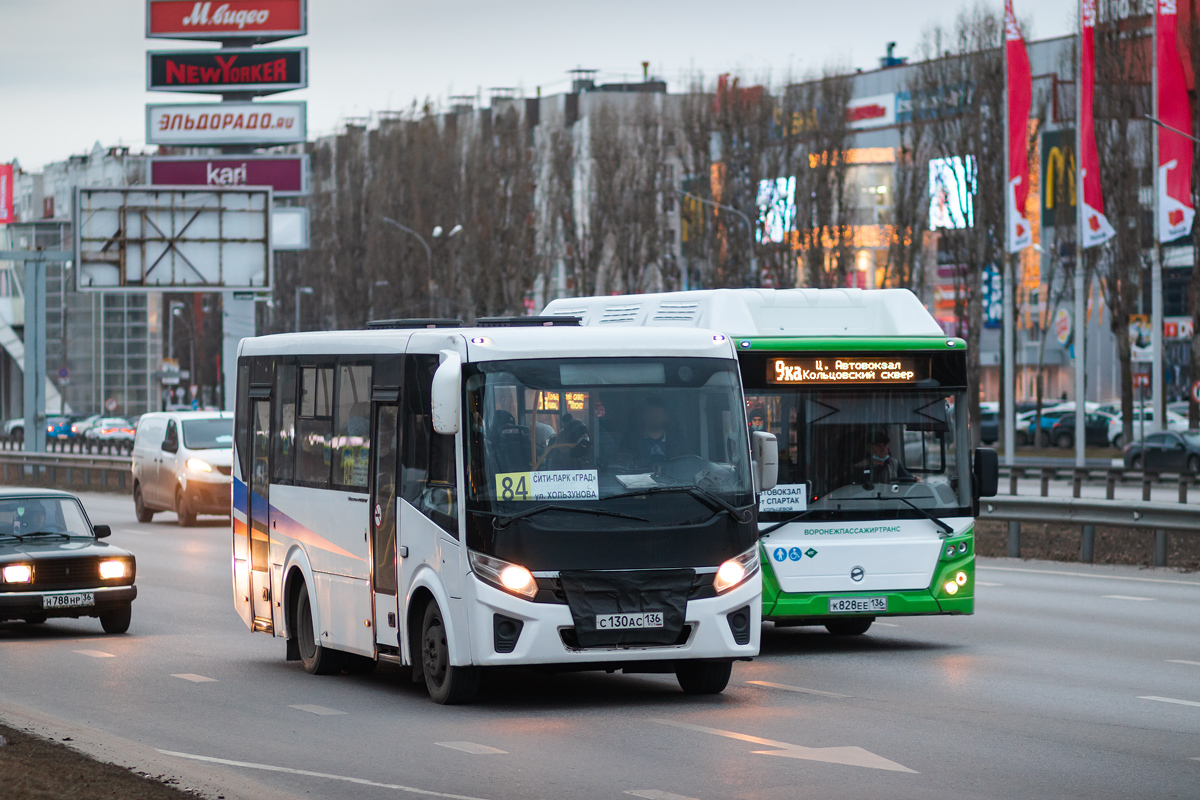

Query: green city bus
left=545, top=288, right=998, bottom=635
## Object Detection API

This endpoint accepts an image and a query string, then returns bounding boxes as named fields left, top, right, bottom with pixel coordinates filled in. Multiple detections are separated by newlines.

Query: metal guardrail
left=0, top=438, right=133, bottom=456
left=999, top=463, right=1198, bottom=503
left=979, top=495, right=1199, bottom=568
left=0, top=451, right=132, bottom=493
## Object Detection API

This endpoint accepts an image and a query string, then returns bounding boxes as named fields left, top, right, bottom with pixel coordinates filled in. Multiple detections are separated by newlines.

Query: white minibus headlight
left=2, top=564, right=33, bottom=583
left=98, top=560, right=127, bottom=580
left=468, top=551, right=538, bottom=600
left=186, top=458, right=213, bottom=473
left=714, top=546, right=761, bottom=594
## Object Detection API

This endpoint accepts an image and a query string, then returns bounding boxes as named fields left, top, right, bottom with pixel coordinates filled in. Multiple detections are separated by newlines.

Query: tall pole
left=1151, top=9, right=1166, bottom=431
left=677, top=190, right=757, bottom=286
left=1074, top=14, right=1087, bottom=469
left=379, top=217, right=434, bottom=313
left=1003, top=23, right=1017, bottom=465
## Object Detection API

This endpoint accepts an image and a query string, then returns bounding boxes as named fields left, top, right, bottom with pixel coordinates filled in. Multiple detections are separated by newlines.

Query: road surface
left=1, top=492, right=1197, bottom=800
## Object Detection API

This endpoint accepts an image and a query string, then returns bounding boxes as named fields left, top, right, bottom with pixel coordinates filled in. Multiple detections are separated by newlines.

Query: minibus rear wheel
left=295, top=582, right=344, bottom=675
left=420, top=600, right=480, bottom=704
left=675, top=659, right=732, bottom=694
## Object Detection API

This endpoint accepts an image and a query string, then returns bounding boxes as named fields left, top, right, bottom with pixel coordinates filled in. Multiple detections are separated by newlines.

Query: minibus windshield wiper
left=877, top=494, right=954, bottom=534
left=490, top=504, right=650, bottom=529
left=608, top=485, right=754, bottom=525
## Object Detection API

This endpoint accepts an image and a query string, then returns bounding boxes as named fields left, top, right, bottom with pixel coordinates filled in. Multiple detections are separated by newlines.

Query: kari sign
left=146, top=101, right=306, bottom=145
left=147, top=48, right=306, bottom=94
left=150, top=155, right=308, bottom=196
left=147, top=0, right=305, bottom=41
left=0, top=164, right=12, bottom=224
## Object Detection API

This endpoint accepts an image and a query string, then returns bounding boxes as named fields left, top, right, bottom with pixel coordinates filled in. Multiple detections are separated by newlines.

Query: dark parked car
left=0, top=489, right=136, bottom=632
left=1049, top=412, right=1116, bottom=449
left=980, top=409, right=999, bottom=444
left=1124, top=430, right=1200, bottom=473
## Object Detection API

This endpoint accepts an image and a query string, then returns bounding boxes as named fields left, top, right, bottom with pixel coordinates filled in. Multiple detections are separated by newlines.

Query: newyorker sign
left=147, top=0, right=306, bottom=42
left=146, top=101, right=306, bottom=145
left=147, top=48, right=306, bottom=93
left=150, top=155, right=309, bottom=196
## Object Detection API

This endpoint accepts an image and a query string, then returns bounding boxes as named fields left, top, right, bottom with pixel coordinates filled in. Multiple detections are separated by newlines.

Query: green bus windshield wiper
left=877, top=494, right=954, bottom=534
left=759, top=508, right=817, bottom=535
left=608, top=485, right=754, bottom=525
left=490, top=504, right=649, bottom=530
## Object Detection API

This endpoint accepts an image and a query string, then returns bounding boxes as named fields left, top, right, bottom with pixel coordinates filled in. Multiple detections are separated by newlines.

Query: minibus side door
left=249, top=396, right=274, bottom=632
left=371, top=400, right=401, bottom=647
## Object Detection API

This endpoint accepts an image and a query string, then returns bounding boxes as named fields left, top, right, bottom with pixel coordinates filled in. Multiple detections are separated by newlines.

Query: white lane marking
left=1139, top=696, right=1200, bottom=708
left=1102, top=595, right=1155, bottom=601
left=289, top=704, right=347, bottom=716
left=1167, top=660, right=1200, bottom=667
left=158, top=750, right=493, bottom=799
left=976, top=581, right=1004, bottom=587
left=979, top=565, right=1200, bottom=587
left=652, top=719, right=915, bottom=773
left=874, top=622, right=899, bottom=627
left=73, top=649, right=115, bottom=658
left=434, top=742, right=506, bottom=755
left=625, top=791, right=699, bottom=800
left=171, top=673, right=217, bottom=683
left=746, top=681, right=851, bottom=698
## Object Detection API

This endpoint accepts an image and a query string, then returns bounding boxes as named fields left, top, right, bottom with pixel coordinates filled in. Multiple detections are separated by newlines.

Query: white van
left=132, top=411, right=234, bottom=526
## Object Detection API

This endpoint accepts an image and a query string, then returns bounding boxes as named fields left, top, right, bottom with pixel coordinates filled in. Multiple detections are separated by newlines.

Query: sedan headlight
left=714, top=545, right=761, bottom=594
left=186, top=458, right=213, bottom=473
left=2, top=564, right=33, bottom=583
left=98, top=560, right=127, bottom=580
left=468, top=551, right=538, bottom=599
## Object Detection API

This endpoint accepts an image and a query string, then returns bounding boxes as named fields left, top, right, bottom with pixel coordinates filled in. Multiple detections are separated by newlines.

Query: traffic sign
left=1054, top=308, right=1072, bottom=345
left=105, top=398, right=118, bottom=412
left=57, top=367, right=69, bottom=379
left=1192, top=380, right=1200, bottom=405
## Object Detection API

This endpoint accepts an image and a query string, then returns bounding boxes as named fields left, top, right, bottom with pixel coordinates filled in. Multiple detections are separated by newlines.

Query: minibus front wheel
left=420, top=600, right=480, bottom=704
left=675, top=659, right=732, bottom=694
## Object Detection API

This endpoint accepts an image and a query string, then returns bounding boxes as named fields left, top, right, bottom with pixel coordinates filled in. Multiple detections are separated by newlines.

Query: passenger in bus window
left=540, top=414, right=591, bottom=470
left=626, top=395, right=672, bottom=466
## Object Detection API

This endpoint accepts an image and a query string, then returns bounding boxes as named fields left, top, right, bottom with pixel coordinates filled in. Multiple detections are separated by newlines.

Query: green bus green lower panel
left=760, top=550, right=975, bottom=620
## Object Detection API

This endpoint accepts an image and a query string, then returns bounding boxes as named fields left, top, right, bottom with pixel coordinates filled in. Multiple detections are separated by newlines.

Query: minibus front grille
left=534, top=574, right=716, bottom=604
left=560, top=624, right=692, bottom=650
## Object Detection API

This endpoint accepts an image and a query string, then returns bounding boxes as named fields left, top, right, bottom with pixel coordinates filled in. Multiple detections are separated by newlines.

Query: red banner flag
left=0, top=164, right=12, bottom=224
left=1005, top=0, right=1033, bottom=253
left=1080, top=0, right=1116, bottom=248
left=1156, top=0, right=1195, bottom=242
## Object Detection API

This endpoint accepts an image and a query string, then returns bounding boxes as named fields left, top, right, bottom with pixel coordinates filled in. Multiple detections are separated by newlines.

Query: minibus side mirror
left=752, top=431, right=778, bottom=493
left=93, top=524, right=111, bottom=539
left=431, top=350, right=462, bottom=435
left=973, top=447, right=999, bottom=498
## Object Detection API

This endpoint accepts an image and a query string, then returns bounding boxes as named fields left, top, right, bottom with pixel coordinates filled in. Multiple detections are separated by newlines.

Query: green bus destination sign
left=769, top=357, right=920, bottom=384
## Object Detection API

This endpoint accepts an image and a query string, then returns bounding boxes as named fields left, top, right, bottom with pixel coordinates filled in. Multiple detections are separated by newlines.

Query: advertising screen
left=147, top=48, right=306, bottom=94
left=146, top=101, right=306, bottom=145
left=929, top=156, right=975, bottom=230
left=147, top=0, right=306, bottom=41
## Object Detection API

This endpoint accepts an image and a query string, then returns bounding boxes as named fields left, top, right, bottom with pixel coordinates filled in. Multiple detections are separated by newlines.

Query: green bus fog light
left=957, top=542, right=968, bottom=554
left=944, top=544, right=956, bottom=558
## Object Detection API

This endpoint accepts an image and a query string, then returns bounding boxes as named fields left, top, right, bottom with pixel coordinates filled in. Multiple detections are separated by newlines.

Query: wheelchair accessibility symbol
left=788, top=547, right=803, bottom=561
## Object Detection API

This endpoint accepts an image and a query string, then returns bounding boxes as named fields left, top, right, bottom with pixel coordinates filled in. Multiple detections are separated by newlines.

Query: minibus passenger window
left=273, top=363, right=296, bottom=484
left=334, top=364, right=372, bottom=489
left=297, top=364, right=334, bottom=488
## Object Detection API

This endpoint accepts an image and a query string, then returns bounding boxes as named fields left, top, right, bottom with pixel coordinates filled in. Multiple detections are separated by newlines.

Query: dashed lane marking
left=1102, top=595, right=1155, bottom=601
left=652, top=719, right=915, bottom=773
left=73, top=650, right=115, bottom=658
left=435, top=742, right=506, bottom=755
left=289, top=704, right=347, bottom=716
left=979, top=565, right=1200, bottom=587
left=625, top=791, right=700, bottom=800
left=976, top=581, right=1004, bottom=587
left=746, top=681, right=851, bottom=698
left=1139, top=696, right=1200, bottom=708
left=171, top=673, right=217, bottom=683
left=158, top=750, right=493, bottom=799
left=1167, top=660, right=1200, bottom=667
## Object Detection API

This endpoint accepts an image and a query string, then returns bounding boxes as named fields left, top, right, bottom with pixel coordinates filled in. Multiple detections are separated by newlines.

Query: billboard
left=150, top=154, right=308, bottom=195
left=147, top=1, right=306, bottom=41
left=0, top=164, right=12, bottom=224
left=1041, top=129, right=1076, bottom=224
left=929, top=156, right=975, bottom=230
left=146, top=101, right=306, bottom=145
left=845, top=93, right=895, bottom=130
left=74, top=187, right=272, bottom=292
left=756, top=176, right=795, bottom=244
left=147, top=48, right=306, bottom=94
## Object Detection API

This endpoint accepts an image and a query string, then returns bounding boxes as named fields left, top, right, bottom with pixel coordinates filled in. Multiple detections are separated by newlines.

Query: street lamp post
left=171, top=304, right=197, bottom=400
left=295, top=286, right=313, bottom=332
left=380, top=217, right=462, bottom=315
left=368, top=279, right=389, bottom=321
left=676, top=189, right=757, bottom=287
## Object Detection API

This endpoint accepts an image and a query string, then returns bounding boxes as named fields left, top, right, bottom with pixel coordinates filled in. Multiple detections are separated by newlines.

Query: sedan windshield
left=183, top=418, right=233, bottom=450
left=465, top=358, right=752, bottom=519
left=0, top=497, right=93, bottom=538
left=745, top=389, right=972, bottom=521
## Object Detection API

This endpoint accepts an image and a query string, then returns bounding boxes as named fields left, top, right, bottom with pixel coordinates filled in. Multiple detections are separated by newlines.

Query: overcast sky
left=2, top=0, right=1077, bottom=171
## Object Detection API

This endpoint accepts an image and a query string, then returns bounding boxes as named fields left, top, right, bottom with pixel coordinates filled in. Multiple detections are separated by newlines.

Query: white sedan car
left=1108, top=409, right=1189, bottom=448
left=84, top=418, right=137, bottom=444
